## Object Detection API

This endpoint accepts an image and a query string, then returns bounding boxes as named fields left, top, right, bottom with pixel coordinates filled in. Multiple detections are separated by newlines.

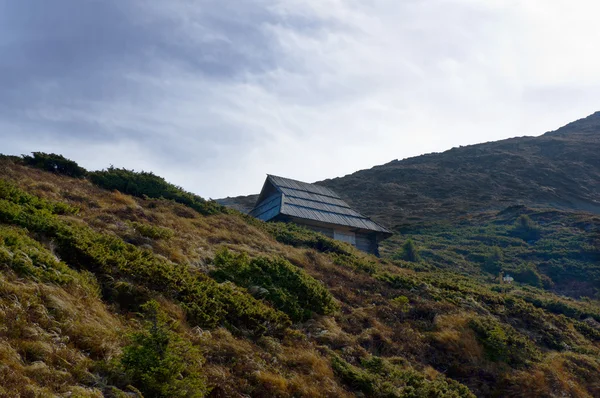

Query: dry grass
left=111, top=190, right=138, bottom=207
left=2, top=159, right=599, bottom=397
left=506, top=352, right=600, bottom=397
left=0, top=270, right=123, bottom=396
left=432, top=313, right=485, bottom=364
left=192, top=327, right=351, bottom=397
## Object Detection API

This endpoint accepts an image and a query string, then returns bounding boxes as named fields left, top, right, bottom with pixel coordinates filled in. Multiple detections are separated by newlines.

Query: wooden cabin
left=249, top=175, right=392, bottom=256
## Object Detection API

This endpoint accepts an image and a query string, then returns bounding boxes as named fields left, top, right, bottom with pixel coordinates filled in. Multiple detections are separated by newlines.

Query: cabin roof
left=250, top=175, right=392, bottom=234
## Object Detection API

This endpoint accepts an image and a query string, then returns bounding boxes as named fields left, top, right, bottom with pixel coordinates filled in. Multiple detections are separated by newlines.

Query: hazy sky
left=1, top=1, right=599, bottom=198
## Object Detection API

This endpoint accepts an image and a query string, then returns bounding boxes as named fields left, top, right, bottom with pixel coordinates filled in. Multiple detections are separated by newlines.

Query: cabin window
left=334, top=230, right=356, bottom=245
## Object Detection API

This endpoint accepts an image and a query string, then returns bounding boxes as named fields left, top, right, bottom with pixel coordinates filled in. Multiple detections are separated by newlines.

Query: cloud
left=1, top=0, right=599, bottom=198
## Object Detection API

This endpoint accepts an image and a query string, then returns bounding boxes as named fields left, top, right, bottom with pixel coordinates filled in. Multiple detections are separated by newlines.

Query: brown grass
left=432, top=313, right=485, bottom=364
left=0, top=270, right=123, bottom=396
left=506, top=352, right=600, bottom=397
left=2, top=159, right=599, bottom=397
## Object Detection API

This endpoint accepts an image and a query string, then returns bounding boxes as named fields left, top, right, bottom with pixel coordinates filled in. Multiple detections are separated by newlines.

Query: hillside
left=382, top=206, right=600, bottom=299
left=220, top=112, right=600, bottom=227
left=0, top=153, right=599, bottom=397
left=320, top=112, right=600, bottom=226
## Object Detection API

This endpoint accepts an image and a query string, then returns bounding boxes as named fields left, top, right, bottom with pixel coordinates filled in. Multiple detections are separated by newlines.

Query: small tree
left=399, top=239, right=420, bottom=262
left=483, top=246, right=503, bottom=274
left=120, top=300, right=208, bottom=398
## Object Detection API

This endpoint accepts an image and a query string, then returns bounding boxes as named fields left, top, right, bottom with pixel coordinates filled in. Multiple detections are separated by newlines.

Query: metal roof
left=250, top=175, right=391, bottom=234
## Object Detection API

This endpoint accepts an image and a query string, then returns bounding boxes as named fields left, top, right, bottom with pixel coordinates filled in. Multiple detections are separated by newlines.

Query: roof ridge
left=267, top=176, right=342, bottom=200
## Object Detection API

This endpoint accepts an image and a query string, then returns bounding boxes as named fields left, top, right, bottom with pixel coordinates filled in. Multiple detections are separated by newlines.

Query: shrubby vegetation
left=331, top=355, right=474, bottom=397
left=1, top=155, right=599, bottom=397
left=0, top=225, right=91, bottom=288
left=128, top=220, right=175, bottom=240
left=22, top=152, right=88, bottom=178
left=384, top=208, right=600, bottom=296
left=0, top=179, right=289, bottom=335
left=89, top=167, right=224, bottom=215
left=468, top=316, right=540, bottom=366
left=211, top=248, right=338, bottom=321
left=510, top=214, right=542, bottom=241
left=258, top=220, right=352, bottom=254
left=395, top=238, right=421, bottom=262
left=117, top=301, right=208, bottom=397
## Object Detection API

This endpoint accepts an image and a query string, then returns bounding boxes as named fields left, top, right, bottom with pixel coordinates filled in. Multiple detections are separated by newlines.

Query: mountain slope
left=1, top=155, right=599, bottom=397
left=319, top=112, right=600, bottom=226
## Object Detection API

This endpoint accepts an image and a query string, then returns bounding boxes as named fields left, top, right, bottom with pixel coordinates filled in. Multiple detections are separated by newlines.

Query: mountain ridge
left=219, top=111, right=600, bottom=228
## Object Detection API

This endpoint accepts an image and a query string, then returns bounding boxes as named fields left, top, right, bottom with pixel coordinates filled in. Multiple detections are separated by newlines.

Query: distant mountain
left=319, top=112, right=600, bottom=227
left=217, top=193, right=258, bottom=213
left=220, top=112, right=600, bottom=228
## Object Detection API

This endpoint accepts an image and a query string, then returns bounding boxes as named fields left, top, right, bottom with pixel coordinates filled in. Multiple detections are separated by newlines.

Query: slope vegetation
left=319, top=112, right=600, bottom=226
left=0, top=154, right=599, bottom=397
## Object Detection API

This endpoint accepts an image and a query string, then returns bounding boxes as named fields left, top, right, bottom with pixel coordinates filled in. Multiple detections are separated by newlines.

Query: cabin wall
left=295, top=222, right=334, bottom=239
left=289, top=218, right=381, bottom=256
left=356, top=232, right=379, bottom=256
left=250, top=193, right=282, bottom=221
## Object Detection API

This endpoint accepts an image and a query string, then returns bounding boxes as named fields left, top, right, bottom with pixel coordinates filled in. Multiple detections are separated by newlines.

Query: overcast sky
left=1, top=1, right=599, bottom=198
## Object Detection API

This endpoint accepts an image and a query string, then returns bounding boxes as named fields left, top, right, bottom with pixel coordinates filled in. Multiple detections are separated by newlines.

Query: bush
left=332, top=355, right=475, bottom=397
left=0, top=179, right=78, bottom=216
left=331, top=355, right=377, bottom=395
left=211, top=248, right=338, bottom=322
left=119, top=300, right=208, bottom=397
left=391, top=296, right=410, bottom=313
left=0, top=182, right=290, bottom=335
left=482, top=246, right=503, bottom=274
left=331, top=253, right=377, bottom=274
left=22, top=152, right=87, bottom=178
left=128, top=221, right=174, bottom=240
left=261, top=221, right=351, bottom=255
left=88, top=167, right=224, bottom=216
left=396, top=239, right=421, bottom=262
left=512, top=263, right=543, bottom=287
left=510, top=215, right=541, bottom=241
left=468, top=317, right=540, bottom=367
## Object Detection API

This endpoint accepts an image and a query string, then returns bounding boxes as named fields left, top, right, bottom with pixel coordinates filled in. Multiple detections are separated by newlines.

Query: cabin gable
left=249, top=175, right=392, bottom=255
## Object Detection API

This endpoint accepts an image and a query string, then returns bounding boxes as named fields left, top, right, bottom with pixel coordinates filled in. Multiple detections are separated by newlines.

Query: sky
left=1, top=0, right=599, bottom=198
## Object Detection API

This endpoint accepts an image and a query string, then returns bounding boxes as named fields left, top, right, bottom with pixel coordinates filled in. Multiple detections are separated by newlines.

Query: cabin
left=249, top=175, right=392, bottom=256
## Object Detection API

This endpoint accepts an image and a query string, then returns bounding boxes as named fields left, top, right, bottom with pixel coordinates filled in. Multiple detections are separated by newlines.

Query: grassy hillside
left=0, top=154, right=599, bottom=397
left=382, top=206, right=600, bottom=300
left=321, top=112, right=600, bottom=225
left=218, top=112, right=600, bottom=224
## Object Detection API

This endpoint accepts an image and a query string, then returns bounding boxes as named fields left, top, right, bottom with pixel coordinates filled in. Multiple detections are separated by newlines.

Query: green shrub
left=331, top=253, right=377, bottom=274
left=261, top=221, right=351, bottom=255
left=395, top=239, right=421, bottom=262
left=331, top=355, right=377, bottom=395
left=512, top=263, right=543, bottom=287
left=88, top=167, right=224, bottom=216
left=0, top=225, right=98, bottom=293
left=128, top=221, right=174, bottom=240
left=119, top=301, right=208, bottom=398
left=376, top=272, right=420, bottom=290
left=391, top=296, right=410, bottom=313
left=482, top=246, right=503, bottom=274
left=510, top=215, right=541, bottom=241
left=0, top=179, right=78, bottom=216
left=468, top=316, right=540, bottom=366
left=211, top=248, right=338, bottom=322
left=0, top=182, right=290, bottom=335
left=332, top=355, right=475, bottom=397
left=22, top=152, right=87, bottom=178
